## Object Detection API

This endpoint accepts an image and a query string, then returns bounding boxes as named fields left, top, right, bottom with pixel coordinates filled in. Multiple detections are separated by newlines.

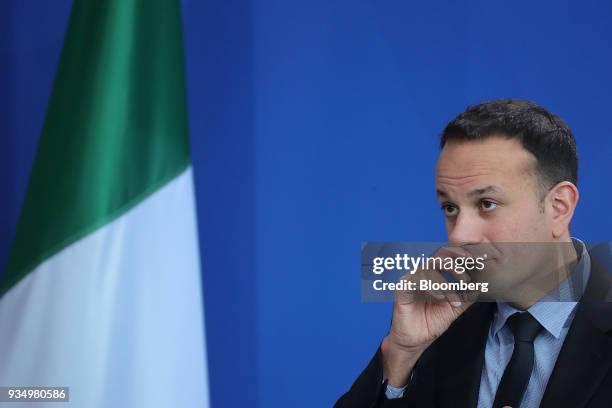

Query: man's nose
left=447, top=212, right=484, bottom=245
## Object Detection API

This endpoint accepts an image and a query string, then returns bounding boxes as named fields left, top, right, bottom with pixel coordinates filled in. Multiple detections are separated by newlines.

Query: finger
left=432, top=246, right=488, bottom=304
left=412, top=268, right=463, bottom=306
left=394, top=276, right=419, bottom=304
left=395, top=270, right=445, bottom=304
left=415, top=267, right=452, bottom=302
left=394, top=272, right=435, bottom=304
left=430, top=245, right=474, bottom=283
left=424, top=257, right=481, bottom=306
left=413, top=248, right=471, bottom=305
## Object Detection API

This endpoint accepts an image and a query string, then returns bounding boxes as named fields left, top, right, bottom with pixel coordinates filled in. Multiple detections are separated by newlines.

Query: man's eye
left=441, top=204, right=458, bottom=216
left=480, top=200, right=498, bottom=212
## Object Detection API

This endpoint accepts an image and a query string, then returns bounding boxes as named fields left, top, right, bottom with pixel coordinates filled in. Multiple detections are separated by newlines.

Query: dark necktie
left=493, top=312, right=543, bottom=408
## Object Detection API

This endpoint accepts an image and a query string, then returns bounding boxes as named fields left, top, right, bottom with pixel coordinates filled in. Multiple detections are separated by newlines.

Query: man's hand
left=381, top=246, right=477, bottom=388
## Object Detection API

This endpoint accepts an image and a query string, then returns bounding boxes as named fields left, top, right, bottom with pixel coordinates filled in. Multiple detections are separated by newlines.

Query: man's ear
left=546, top=181, right=579, bottom=239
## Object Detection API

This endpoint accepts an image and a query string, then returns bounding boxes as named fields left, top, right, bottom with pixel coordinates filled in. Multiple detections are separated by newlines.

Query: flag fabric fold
left=0, top=0, right=209, bottom=406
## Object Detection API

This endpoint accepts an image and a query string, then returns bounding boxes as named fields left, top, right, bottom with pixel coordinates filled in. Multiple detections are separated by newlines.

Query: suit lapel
left=540, top=256, right=612, bottom=408
left=436, top=303, right=494, bottom=408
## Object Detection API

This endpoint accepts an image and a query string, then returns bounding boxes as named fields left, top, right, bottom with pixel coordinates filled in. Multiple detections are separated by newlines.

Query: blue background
left=1, top=1, right=611, bottom=406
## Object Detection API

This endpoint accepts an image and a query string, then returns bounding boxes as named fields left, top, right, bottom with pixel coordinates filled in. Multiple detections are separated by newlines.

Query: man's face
left=435, top=136, right=550, bottom=245
left=435, top=136, right=566, bottom=300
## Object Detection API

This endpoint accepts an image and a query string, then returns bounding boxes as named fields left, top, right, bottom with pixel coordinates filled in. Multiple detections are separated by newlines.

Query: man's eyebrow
left=436, top=189, right=448, bottom=198
left=436, top=186, right=504, bottom=199
left=466, top=185, right=502, bottom=198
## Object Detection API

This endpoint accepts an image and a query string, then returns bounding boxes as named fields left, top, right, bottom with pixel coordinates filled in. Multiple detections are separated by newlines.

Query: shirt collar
left=492, top=238, right=591, bottom=340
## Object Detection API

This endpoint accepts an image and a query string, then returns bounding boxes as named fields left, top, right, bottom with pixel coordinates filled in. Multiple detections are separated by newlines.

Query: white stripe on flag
left=0, top=167, right=209, bottom=408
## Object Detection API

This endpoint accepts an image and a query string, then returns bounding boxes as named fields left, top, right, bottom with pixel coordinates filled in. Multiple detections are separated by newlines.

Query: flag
left=0, top=0, right=209, bottom=406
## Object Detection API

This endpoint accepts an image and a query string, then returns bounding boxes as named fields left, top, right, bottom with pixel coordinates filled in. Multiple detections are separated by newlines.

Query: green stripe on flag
left=1, top=0, right=190, bottom=296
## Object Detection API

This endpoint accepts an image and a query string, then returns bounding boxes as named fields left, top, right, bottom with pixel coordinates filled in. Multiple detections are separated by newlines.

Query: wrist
left=381, top=336, right=424, bottom=387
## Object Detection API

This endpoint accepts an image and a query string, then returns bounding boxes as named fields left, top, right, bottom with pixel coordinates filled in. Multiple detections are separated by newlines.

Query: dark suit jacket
left=335, top=250, right=612, bottom=408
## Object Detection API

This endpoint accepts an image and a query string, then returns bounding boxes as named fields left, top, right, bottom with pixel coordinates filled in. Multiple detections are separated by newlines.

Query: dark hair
left=440, top=99, right=578, bottom=194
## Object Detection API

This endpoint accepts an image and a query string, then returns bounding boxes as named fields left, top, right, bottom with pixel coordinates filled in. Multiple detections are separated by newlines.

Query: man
left=336, top=100, right=612, bottom=408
